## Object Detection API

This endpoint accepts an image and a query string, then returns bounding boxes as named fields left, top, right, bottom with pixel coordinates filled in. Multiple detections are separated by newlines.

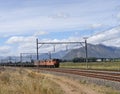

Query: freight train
left=0, top=59, right=60, bottom=68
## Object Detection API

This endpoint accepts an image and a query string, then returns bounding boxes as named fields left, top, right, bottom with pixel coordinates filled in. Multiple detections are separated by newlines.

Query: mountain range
left=63, top=44, right=120, bottom=60
left=1, top=44, right=120, bottom=63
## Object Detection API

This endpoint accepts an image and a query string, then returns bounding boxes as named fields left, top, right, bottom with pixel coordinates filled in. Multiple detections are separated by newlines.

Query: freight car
left=34, top=59, right=60, bottom=68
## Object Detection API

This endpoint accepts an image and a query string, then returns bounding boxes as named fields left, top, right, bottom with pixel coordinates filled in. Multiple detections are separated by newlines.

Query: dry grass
left=0, top=67, right=120, bottom=94
left=0, top=67, right=63, bottom=94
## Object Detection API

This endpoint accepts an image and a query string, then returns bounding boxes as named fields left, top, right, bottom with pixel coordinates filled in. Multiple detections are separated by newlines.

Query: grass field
left=0, top=67, right=120, bottom=94
left=0, top=67, right=63, bottom=94
left=60, top=62, right=120, bottom=71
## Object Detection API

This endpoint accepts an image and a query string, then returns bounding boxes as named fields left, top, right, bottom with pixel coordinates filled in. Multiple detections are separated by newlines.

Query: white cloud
left=33, top=31, right=48, bottom=37
left=0, top=46, right=11, bottom=55
left=6, top=36, right=36, bottom=44
left=6, top=36, right=36, bottom=56
left=0, top=0, right=118, bottom=36
left=17, top=42, right=36, bottom=53
left=102, top=38, right=120, bottom=47
left=88, top=26, right=120, bottom=46
left=50, top=12, right=70, bottom=19
left=91, top=23, right=103, bottom=29
left=117, top=13, right=120, bottom=19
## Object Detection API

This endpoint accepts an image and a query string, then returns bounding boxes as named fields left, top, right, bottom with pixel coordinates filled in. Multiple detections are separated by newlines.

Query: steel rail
left=38, top=68, right=120, bottom=82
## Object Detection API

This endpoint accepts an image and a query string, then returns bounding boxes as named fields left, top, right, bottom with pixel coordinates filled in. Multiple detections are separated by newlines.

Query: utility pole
left=20, top=53, right=22, bottom=63
left=8, top=56, right=12, bottom=63
left=36, top=39, right=39, bottom=60
left=36, top=39, right=40, bottom=71
left=49, top=52, right=51, bottom=59
left=84, top=37, right=88, bottom=69
left=20, top=53, right=23, bottom=67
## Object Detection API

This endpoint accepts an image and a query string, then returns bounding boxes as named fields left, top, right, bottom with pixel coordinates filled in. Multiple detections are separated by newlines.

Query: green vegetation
left=60, top=62, right=120, bottom=70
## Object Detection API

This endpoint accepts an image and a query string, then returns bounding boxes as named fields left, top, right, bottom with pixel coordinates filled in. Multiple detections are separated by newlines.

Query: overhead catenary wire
left=88, top=25, right=120, bottom=38
left=36, top=38, right=88, bottom=69
left=87, top=25, right=120, bottom=44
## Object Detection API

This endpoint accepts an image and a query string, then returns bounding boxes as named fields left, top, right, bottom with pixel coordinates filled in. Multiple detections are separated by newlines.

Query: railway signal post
left=84, top=37, right=88, bottom=69
left=36, top=39, right=39, bottom=60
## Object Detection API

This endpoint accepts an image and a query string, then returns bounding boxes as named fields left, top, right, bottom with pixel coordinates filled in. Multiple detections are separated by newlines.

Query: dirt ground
left=44, top=72, right=120, bottom=94
left=45, top=74, right=102, bottom=94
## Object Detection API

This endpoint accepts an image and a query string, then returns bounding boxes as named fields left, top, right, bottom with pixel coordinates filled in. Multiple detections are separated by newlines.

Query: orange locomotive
left=34, top=59, right=59, bottom=68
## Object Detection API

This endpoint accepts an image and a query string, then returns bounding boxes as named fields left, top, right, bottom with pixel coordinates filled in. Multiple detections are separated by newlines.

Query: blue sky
left=0, top=0, right=120, bottom=56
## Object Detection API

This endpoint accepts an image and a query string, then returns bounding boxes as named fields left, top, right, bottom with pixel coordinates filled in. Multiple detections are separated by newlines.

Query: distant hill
left=18, top=50, right=69, bottom=62
left=1, top=44, right=120, bottom=63
left=63, top=44, right=120, bottom=60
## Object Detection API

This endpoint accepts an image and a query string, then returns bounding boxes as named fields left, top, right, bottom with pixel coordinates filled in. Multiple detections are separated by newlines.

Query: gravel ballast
left=40, top=70, right=120, bottom=90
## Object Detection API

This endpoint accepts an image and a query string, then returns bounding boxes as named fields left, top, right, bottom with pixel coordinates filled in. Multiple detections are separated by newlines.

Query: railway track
left=38, top=68, right=120, bottom=82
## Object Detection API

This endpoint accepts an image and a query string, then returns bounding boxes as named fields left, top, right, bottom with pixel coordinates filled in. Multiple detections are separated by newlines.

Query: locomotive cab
left=52, top=59, right=59, bottom=68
